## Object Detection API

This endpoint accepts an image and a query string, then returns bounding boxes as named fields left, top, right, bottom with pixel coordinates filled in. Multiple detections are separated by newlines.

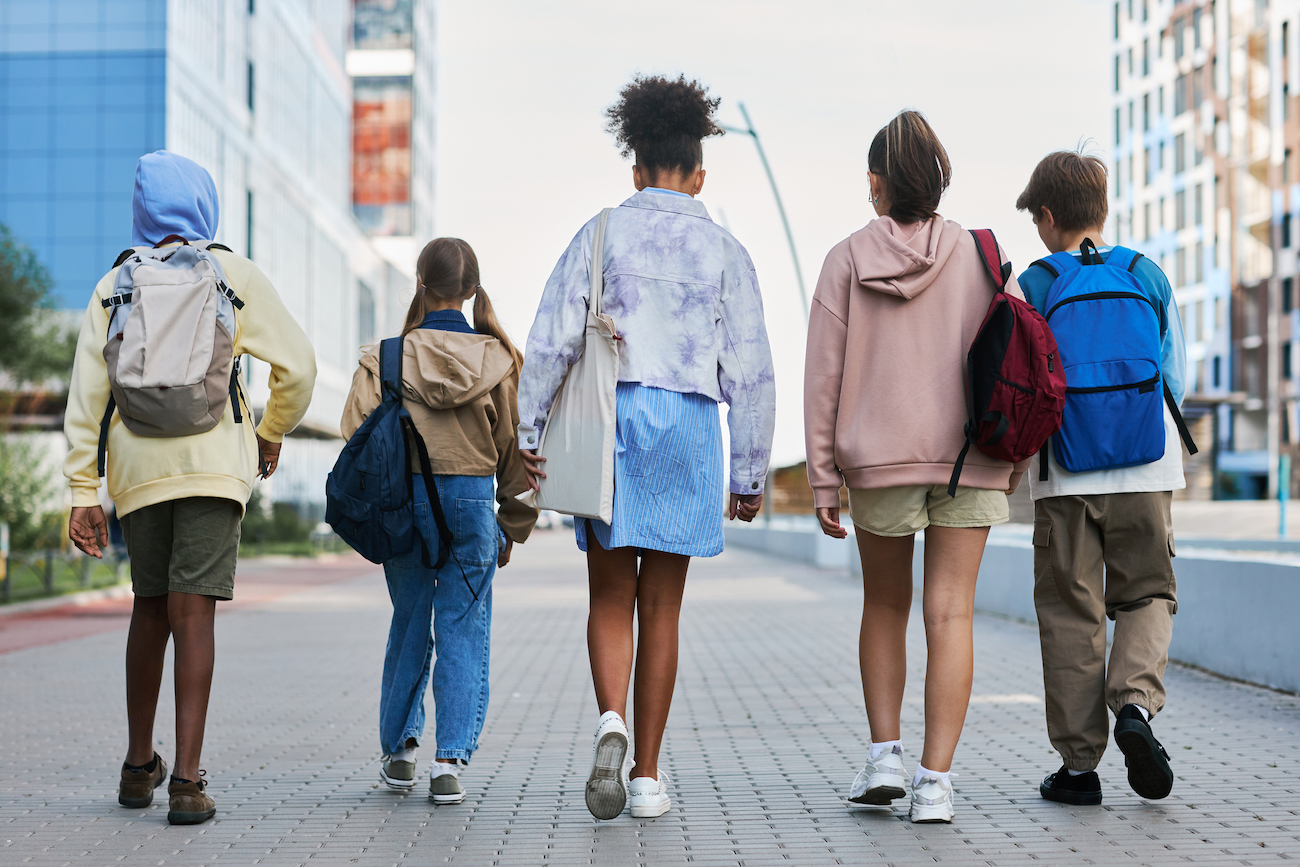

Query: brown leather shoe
left=118, top=754, right=167, bottom=808
left=167, top=773, right=216, bottom=825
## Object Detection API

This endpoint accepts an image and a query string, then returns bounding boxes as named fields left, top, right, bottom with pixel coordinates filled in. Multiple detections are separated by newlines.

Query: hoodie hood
left=359, top=329, right=516, bottom=411
left=848, top=215, right=962, bottom=300
left=131, top=151, right=220, bottom=246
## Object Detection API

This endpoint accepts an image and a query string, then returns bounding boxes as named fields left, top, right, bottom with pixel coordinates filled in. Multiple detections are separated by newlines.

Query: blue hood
left=131, top=151, right=219, bottom=247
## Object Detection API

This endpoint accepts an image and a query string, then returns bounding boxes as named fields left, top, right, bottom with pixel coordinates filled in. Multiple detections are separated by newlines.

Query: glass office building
left=0, top=0, right=427, bottom=516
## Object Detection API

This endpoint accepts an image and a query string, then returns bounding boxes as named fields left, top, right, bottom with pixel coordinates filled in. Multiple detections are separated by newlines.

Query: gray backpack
left=97, top=237, right=246, bottom=476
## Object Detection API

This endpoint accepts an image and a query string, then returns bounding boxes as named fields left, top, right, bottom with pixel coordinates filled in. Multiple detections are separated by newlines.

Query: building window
left=1175, top=248, right=1187, bottom=287
left=1213, top=355, right=1222, bottom=388
left=1159, top=195, right=1166, bottom=230
left=1115, top=55, right=1122, bottom=92
left=1116, top=160, right=1123, bottom=196
left=1115, top=108, right=1122, bottom=145
left=1143, top=38, right=1150, bottom=76
left=1115, top=2, right=1121, bottom=38
left=246, top=61, right=255, bottom=111
left=245, top=190, right=254, bottom=259
left=1142, top=0, right=1148, bottom=24
left=1194, top=65, right=1205, bottom=106
left=1145, top=147, right=1152, bottom=185
left=1194, top=7, right=1202, bottom=48
left=1143, top=93, right=1150, bottom=130
left=248, top=0, right=254, bottom=13
left=1196, top=299, right=1205, bottom=340
left=1195, top=183, right=1204, bottom=224
left=1285, top=213, right=1294, bottom=248
left=1286, top=341, right=1294, bottom=380
left=1144, top=202, right=1152, bottom=240
left=1175, top=133, right=1186, bottom=173
left=1287, top=149, right=1294, bottom=184
left=1195, top=240, right=1204, bottom=282
left=1285, top=277, right=1295, bottom=313
left=1175, top=16, right=1185, bottom=59
left=1174, top=74, right=1187, bottom=115
left=1159, top=141, right=1165, bottom=174
left=1176, top=189, right=1187, bottom=229
left=1129, top=99, right=1135, bottom=129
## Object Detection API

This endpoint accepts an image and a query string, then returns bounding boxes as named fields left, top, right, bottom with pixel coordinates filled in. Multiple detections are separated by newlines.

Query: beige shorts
left=848, top=485, right=1009, bottom=537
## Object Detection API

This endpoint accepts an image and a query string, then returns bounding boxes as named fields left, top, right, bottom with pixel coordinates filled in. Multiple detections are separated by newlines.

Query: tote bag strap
left=590, top=208, right=613, bottom=316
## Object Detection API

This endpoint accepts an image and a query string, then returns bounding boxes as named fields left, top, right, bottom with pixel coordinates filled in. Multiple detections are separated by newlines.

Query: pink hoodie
left=803, top=215, right=1030, bottom=508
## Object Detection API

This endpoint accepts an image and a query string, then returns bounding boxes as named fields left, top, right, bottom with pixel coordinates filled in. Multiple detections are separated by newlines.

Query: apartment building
left=1112, top=0, right=1295, bottom=498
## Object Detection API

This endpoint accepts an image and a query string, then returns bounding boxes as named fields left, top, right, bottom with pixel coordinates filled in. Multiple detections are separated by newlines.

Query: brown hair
left=1015, top=151, right=1109, bottom=233
left=867, top=110, right=951, bottom=223
left=401, top=238, right=523, bottom=370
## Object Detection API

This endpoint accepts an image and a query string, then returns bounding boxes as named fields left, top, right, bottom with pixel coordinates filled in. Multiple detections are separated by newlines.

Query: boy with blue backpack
left=1015, top=151, right=1196, bottom=806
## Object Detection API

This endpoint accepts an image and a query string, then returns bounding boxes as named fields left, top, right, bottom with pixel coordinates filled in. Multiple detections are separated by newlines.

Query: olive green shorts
left=120, top=497, right=242, bottom=600
left=848, top=484, right=1009, bottom=537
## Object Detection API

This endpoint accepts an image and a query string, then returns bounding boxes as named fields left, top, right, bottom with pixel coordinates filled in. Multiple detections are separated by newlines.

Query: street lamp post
left=721, top=103, right=809, bottom=323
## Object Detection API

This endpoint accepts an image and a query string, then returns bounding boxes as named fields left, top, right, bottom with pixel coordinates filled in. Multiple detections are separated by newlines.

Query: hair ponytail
left=472, top=285, right=523, bottom=371
left=867, top=110, right=951, bottom=224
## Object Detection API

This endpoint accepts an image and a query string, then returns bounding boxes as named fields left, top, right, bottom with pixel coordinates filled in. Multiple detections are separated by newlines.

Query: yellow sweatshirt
left=63, top=246, right=317, bottom=517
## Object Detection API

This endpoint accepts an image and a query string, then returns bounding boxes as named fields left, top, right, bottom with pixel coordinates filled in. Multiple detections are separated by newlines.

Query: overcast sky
left=435, top=0, right=1111, bottom=467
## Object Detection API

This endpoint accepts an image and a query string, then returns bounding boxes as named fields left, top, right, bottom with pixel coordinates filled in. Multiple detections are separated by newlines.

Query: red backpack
left=947, top=230, right=1067, bottom=496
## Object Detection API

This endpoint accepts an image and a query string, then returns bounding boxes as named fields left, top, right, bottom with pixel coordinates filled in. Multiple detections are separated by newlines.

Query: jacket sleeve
left=516, top=220, right=594, bottom=448
left=804, top=245, right=851, bottom=509
left=340, top=357, right=381, bottom=441
left=62, top=273, right=117, bottom=508
left=229, top=258, right=317, bottom=442
left=492, top=373, right=539, bottom=543
left=717, top=245, right=776, bottom=495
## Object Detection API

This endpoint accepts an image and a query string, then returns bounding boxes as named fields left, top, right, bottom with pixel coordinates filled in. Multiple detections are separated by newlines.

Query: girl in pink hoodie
left=803, top=111, right=1029, bottom=823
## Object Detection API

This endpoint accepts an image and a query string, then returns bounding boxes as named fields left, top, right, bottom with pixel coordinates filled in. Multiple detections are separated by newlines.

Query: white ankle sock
left=432, top=761, right=461, bottom=777
left=913, top=764, right=950, bottom=788
left=1136, top=705, right=1151, bottom=721
left=1066, top=768, right=1089, bottom=777
left=870, top=740, right=902, bottom=761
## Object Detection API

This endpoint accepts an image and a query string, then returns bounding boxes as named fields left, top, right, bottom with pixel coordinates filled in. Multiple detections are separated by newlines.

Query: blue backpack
left=1033, top=239, right=1197, bottom=478
left=325, top=337, right=451, bottom=567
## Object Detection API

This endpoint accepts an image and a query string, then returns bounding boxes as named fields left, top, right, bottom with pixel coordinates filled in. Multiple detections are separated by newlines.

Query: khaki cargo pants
left=1033, top=491, right=1176, bottom=771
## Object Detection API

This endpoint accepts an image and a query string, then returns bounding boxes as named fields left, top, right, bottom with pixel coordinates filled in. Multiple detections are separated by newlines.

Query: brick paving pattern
left=1, top=531, right=1297, bottom=865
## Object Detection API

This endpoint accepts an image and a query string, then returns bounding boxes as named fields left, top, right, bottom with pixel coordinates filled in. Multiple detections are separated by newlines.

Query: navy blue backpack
left=325, top=337, right=451, bottom=567
left=1033, top=240, right=1197, bottom=478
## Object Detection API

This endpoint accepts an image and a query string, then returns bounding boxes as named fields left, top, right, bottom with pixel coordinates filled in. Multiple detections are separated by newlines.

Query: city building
left=1111, top=0, right=1296, bottom=498
left=0, top=0, right=435, bottom=517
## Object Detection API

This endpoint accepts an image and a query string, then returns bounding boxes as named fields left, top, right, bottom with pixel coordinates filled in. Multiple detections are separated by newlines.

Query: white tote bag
left=532, top=208, right=619, bottom=523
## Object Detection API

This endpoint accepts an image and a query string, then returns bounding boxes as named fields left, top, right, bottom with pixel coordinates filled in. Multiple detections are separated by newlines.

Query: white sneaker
left=628, top=773, right=671, bottom=818
left=848, top=745, right=908, bottom=805
left=585, top=711, right=629, bottom=819
left=909, top=774, right=955, bottom=823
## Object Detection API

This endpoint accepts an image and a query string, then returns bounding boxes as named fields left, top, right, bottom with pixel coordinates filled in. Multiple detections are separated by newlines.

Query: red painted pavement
left=0, top=555, right=378, bottom=655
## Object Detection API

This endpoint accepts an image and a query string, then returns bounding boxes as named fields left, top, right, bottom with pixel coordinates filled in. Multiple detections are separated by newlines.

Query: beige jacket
left=341, top=329, right=538, bottom=543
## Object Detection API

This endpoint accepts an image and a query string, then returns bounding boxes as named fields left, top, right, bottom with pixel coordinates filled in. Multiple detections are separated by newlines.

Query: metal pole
left=722, top=103, right=809, bottom=322
left=1281, top=452, right=1291, bottom=538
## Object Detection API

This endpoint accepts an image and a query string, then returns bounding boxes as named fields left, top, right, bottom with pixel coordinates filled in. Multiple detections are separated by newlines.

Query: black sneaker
left=1040, top=766, right=1102, bottom=805
left=1113, top=704, right=1173, bottom=799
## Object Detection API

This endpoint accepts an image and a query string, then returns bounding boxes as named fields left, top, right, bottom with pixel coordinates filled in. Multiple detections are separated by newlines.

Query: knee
left=922, top=605, right=972, bottom=634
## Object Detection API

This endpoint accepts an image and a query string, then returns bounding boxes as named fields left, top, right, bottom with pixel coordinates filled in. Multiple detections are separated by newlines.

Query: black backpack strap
left=1163, top=382, right=1198, bottom=455
left=1039, top=439, right=1050, bottom=482
left=948, top=440, right=972, bottom=498
left=112, top=249, right=136, bottom=269
left=403, top=415, right=453, bottom=570
left=380, top=337, right=403, bottom=403
left=229, top=358, right=244, bottom=424
left=97, top=395, right=116, bottom=478
left=1079, top=237, right=1103, bottom=265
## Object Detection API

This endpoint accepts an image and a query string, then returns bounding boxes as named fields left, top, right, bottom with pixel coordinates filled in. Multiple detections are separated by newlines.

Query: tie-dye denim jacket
left=517, top=190, right=776, bottom=494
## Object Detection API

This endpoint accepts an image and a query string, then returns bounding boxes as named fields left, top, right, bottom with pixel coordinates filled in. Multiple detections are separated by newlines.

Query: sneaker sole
left=849, top=783, right=906, bottom=805
left=585, top=729, right=629, bottom=820
left=909, top=805, right=954, bottom=823
left=1115, top=720, right=1174, bottom=800
left=429, top=790, right=466, bottom=805
left=1040, top=782, right=1103, bottom=806
left=167, top=807, right=216, bottom=825
left=118, top=792, right=157, bottom=809
left=630, top=799, right=670, bottom=818
left=379, top=769, right=417, bottom=790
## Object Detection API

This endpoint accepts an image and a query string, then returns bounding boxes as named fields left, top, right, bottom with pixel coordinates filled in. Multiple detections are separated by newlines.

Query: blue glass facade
left=0, top=0, right=166, bottom=309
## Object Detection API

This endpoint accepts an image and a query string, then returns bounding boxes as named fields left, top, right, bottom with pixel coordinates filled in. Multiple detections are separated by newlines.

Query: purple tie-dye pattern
left=518, top=190, right=777, bottom=494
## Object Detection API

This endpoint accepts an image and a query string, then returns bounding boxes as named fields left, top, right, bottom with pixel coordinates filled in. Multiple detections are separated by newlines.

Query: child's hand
left=1005, top=470, right=1024, bottom=495
left=520, top=449, right=546, bottom=491
left=69, top=505, right=109, bottom=558
left=816, top=507, right=849, bottom=539
left=729, top=493, right=762, bottom=522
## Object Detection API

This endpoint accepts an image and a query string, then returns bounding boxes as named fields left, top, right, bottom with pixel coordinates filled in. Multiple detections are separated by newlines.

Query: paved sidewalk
left=1, top=531, right=1297, bottom=865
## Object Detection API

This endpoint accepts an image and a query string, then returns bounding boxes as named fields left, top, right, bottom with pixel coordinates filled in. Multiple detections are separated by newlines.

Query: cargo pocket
left=1167, top=531, right=1179, bottom=613
left=1032, top=519, right=1059, bottom=605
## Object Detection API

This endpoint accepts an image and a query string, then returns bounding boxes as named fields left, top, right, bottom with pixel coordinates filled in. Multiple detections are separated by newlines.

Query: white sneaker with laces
left=848, top=745, right=907, bottom=805
left=909, top=774, right=955, bottom=823
left=628, top=773, right=671, bottom=818
left=585, top=711, right=629, bottom=820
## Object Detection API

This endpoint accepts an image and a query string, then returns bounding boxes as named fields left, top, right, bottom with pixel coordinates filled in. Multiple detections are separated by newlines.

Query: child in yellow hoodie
left=63, top=151, right=316, bottom=825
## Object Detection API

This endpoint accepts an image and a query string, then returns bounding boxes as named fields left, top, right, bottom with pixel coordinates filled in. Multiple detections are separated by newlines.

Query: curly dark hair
left=604, top=74, right=724, bottom=176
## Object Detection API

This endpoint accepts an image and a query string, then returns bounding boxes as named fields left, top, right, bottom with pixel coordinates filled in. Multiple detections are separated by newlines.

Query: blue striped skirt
left=575, top=382, right=724, bottom=558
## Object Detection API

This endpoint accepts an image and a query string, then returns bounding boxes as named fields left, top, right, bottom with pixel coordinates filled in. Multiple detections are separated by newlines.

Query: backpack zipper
left=1045, top=290, right=1159, bottom=321
left=1066, top=374, right=1159, bottom=394
left=1047, top=353, right=1054, bottom=372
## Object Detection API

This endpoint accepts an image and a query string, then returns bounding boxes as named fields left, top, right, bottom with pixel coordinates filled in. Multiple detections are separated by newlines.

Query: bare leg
left=630, top=550, right=689, bottom=781
left=168, top=591, right=217, bottom=781
left=586, top=533, right=639, bottom=720
left=855, top=532, right=915, bottom=744
left=125, top=595, right=171, bottom=766
left=918, top=525, right=988, bottom=773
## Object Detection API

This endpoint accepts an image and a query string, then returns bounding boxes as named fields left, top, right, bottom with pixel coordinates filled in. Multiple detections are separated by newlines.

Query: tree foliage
left=0, top=224, right=76, bottom=388
left=0, top=437, right=64, bottom=550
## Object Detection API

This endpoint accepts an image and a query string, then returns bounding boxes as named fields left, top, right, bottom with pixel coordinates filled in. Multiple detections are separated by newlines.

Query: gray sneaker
left=429, top=767, right=465, bottom=805
left=380, top=756, right=417, bottom=789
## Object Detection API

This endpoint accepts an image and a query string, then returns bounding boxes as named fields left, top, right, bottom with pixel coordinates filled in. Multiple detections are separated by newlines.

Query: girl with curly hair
left=518, top=74, right=776, bottom=820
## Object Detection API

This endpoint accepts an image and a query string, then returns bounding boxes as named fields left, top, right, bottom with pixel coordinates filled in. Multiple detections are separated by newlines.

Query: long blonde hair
left=401, top=238, right=523, bottom=370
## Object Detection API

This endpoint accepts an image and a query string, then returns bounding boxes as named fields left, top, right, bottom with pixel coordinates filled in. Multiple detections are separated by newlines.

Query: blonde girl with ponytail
left=341, top=237, right=537, bottom=804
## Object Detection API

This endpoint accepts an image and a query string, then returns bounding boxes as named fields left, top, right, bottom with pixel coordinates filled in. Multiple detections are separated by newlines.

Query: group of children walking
left=64, top=73, right=1186, bottom=828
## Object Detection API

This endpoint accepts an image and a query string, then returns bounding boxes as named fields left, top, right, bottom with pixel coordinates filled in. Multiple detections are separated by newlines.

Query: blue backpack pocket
left=1053, top=358, right=1165, bottom=473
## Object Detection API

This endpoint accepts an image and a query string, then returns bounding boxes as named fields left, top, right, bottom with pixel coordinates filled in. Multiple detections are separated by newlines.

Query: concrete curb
left=0, top=581, right=133, bottom=617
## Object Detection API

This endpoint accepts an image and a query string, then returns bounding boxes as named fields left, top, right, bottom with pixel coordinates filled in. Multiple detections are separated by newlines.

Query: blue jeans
left=379, top=474, right=498, bottom=762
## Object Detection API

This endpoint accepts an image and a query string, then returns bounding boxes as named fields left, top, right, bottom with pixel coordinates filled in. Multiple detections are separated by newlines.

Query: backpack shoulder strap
left=968, top=229, right=1012, bottom=290
left=379, top=337, right=404, bottom=404
left=1163, top=381, right=1199, bottom=456
left=1103, top=245, right=1143, bottom=273
left=1046, top=251, right=1081, bottom=275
